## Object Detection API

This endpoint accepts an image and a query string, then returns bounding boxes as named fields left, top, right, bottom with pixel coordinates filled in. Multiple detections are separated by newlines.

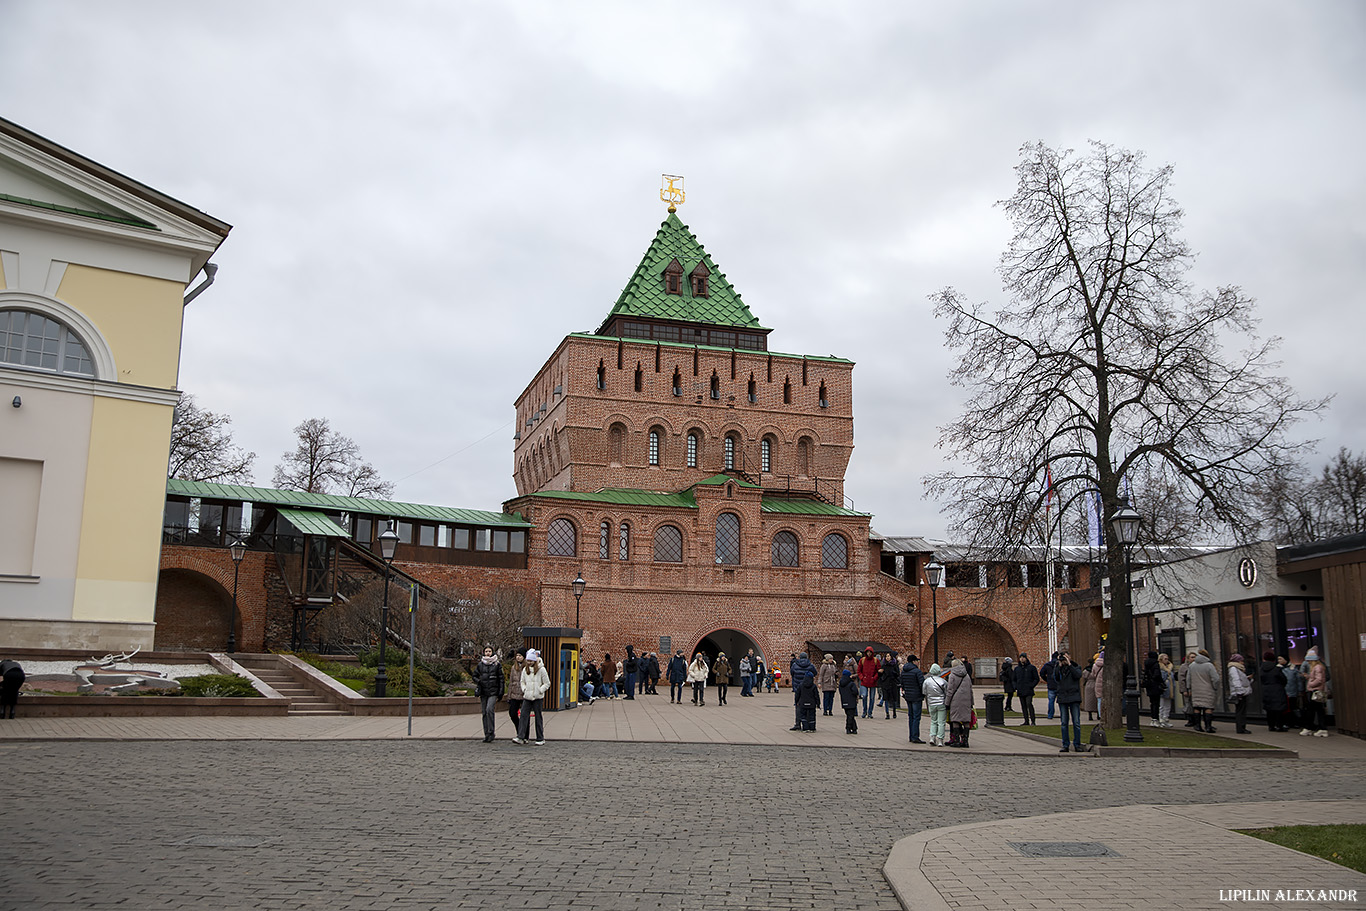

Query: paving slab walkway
left=886, top=800, right=1366, bottom=911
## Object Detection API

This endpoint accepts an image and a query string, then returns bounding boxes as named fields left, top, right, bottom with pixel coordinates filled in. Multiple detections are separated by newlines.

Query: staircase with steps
left=234, top=655, right=351, bottom=716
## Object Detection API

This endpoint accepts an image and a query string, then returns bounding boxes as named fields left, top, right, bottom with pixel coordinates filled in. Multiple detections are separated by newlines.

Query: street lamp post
left=571, top=570, right=586, bottom=628
left=375, top=523, right=400, bottom=698
left=228, top=537, right=246, bottom=654
left=925, top=561, right=944, bottom=665
left=1110, top=502, right=1142, bottom=743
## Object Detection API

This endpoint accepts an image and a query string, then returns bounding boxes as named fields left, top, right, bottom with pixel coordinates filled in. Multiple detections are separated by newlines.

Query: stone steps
left=235, top=657, right=351, bottom=716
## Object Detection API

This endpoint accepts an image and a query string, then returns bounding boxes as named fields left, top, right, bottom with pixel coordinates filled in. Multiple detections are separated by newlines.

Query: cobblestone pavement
left=3, top=740, right=1364, bottom=911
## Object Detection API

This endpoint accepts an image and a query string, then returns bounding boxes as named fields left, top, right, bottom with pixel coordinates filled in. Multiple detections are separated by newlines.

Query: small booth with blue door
left=522, top=626, right=581, bottom=710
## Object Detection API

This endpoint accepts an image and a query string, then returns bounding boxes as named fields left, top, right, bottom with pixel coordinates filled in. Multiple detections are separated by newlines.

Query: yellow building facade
left=0, top=117, right=229, bottom=649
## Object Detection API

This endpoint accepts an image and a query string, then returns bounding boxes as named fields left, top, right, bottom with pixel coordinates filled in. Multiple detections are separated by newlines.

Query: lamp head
left=229, top=537, right=246, bottom=563
left=925, top=561, right=944, bottom=588
left=378, top=522, right=400, bottom=562
left=571, top=571, right=586, bottom=599
left=1110, top=502, right=1141, bottom=547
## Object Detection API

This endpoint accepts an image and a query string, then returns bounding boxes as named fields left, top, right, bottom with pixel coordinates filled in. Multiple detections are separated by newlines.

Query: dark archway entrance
left=696, top=628, right=762, bottom=685
left=925, top=615, right=1019, bottom=670
left=154, top=568, right=235, bottom=651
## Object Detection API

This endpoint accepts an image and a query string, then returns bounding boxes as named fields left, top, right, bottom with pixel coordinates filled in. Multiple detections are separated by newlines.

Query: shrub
left=369, top=662, right=442, bottom=697
left=177, top=674, right=261, bottom=698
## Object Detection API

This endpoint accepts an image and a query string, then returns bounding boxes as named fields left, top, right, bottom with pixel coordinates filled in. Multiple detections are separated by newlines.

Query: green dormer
left=597, top=211, right=771, bottom=351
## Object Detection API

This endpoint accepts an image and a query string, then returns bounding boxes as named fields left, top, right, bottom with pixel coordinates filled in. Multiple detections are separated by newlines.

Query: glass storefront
left=1201, top=597, right=1324, bottom=717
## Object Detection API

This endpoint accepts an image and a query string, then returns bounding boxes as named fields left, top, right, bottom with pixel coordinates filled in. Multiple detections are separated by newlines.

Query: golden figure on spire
left=661, top=174, right=685, bottom=212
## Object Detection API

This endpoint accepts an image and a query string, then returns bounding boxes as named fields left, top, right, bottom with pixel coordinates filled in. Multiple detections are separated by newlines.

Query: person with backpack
left=838, top=666, right=860, bottom=735
left=899, top=653, right=926, bottom=744
left=1041, top=652, right=1059, bottom=719
left=923, top=663, right=948, bottom=746
left=1012, top=653, right=1040, bottom=726
left=998, top=657, right=1015, bottom=712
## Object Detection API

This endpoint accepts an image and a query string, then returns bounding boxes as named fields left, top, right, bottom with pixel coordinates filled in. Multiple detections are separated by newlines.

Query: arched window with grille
left=687, top=431, right=700, bottom=468
left=821, top=533, right=848, bottom=569
left=724, top=434, right=737, bottom=470
left=1, top=309, right=95, bottom=376
left=599, top=521, right=611, bottom=560
left=771, top=531, right=799, bottom=567
left=547, top=518, right=577, bottom=557
left=653, top=525, right=683, bottom=563
left=649, top=428, right=662, bottom=466
left=619, top=522, right=630, bottom=560
left=715, top=512, right=741, bottom=565
left=760, top=437, right=772, bottom=473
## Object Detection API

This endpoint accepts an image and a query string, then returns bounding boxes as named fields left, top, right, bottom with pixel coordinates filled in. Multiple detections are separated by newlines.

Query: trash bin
left=983, top=692, right=1005, bottom=726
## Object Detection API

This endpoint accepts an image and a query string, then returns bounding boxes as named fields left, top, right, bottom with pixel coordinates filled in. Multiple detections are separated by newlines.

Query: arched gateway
left=694, top=628, right=767, bottom=684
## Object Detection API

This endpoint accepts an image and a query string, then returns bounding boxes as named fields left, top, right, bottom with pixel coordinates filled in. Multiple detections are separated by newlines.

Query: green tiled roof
left=599, top=212, right=767, bottom=332
left=525, top=488, right=698, bottom=509
left=166, top=478, right=530, bottom=527
left=760, top=498, right=869, bottom=518
left=694, top=473, right=759, bottom=488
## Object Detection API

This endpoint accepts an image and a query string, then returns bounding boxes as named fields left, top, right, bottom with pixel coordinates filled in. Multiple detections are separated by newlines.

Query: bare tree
left=928, top=141, right=1326, bottom=727
left=272, top=417, right=395, bottom=498
left=1259, top=448, right=1366, bottom=544
left=168, top=394, right=256, bottom=483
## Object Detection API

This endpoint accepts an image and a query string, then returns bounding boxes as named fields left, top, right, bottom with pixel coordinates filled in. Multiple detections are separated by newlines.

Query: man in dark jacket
left=899, top=654, right=926, bottom=744
left=1012, top=653, right=1040, bottom=725
left=1, top=658, right=25, bottom=719
left=838, top=668, right=859, bottom=734
left=789, top=652, right=816, bottom=730
left=666, top=650, right=688, bottom=704
left=473, top=647, right=505, bottom=743
left=646, top=652, right=661, bottom=695
left=623, top=645, right=639, bottom=700
left=999, top=657, right=1015, bottom=712
left=1053, top=652, right=1085, bottom=752
left=1041, top=652, right=1059, bottom=719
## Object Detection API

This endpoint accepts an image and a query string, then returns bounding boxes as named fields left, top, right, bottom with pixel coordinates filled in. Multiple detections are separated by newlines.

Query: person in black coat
left=1259, top=649, right=1289, bottom=731
left=1143, top=651, right=1164, bottom=724
left=796, top=671, right=820, bottom=731
left=473, top=647, right=505, bottom=743
left=0, top=659, right=24, bottom=719
left=879, top=653, right=901, bottom=719
left=788, top=652, right=816, bottom=730
left=646, top=652, right=661, bottom=694
left=899, top=654, right=926, bottom=744
left=1012, top=653, right=1040, bottom=725
left=666, top=649, right=689, bottom=704
left=623, top=645, right=639, bottom=700
left=999, top=658, right=1015, bottom=711
left=1052, top=652, right=1085, bottom=752
left=838, top=668, right=859, bottom=734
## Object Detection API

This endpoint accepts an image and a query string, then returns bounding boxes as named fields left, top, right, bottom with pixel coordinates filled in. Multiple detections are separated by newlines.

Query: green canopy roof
left=166, top=478, right=530, bottom=527
left=598, top=211, right=767, bottom=332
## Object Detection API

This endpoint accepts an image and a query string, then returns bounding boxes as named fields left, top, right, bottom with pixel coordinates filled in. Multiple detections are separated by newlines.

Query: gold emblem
left=660, top=174, right=685, bottom=212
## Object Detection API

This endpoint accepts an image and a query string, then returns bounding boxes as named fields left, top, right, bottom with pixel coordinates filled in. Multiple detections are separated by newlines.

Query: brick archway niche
left=154, top=568, right=235, bottom=651
left=925, top=615, right=1019, bottom=668
left=692, top=627, right=767, bottom=685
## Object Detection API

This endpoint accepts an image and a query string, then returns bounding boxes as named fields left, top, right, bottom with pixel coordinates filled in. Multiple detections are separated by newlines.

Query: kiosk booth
left=522, top=627, right=582, bottom=710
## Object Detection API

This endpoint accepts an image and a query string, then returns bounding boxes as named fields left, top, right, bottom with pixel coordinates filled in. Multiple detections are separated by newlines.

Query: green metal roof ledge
left=599, top=211, right=768, bottom=332
left=277, top=507, right=351, bottom=538
left=166, top=478, right=530, bottom=527
left=528, top=480, right=868, bottom=517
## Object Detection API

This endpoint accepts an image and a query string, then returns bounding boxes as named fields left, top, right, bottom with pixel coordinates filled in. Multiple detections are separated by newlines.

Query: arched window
left=772, top=531, right=799, bottom=567
left=715, top=512, right=741, bottom=565
left=687, top=431, right=700, bottom=468
left=649, top=428, right=662, bottom=466
left=597, top=360, right=606, bottom=390
left=724, top=434, right=736, bottom=470
left=609, top=422, right=625, bottom=465
left=599, top=521, right=611, bottom=560
left=797, top=437, right=812, bottom=477
left=0, top=309, right=94, bottom=376
left=710, top=372, right=720, bottom=400
left=760, top=437, right=772, bottom=473
left=653, top=524, right=683, bottom=563
left=619, top=522, right=630, bottom=560
left=547, top=518, right=577, bottom=557
left=821, top=533, right=848, bottom=569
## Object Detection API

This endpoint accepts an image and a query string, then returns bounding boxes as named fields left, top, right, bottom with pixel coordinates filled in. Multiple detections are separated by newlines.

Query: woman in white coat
left=687, top=652, right=709, bottom=705
left=516, top=649, right=551, bottom=744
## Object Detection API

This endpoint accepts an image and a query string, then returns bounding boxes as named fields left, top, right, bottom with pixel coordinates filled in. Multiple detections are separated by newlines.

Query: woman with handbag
left=1226, top=654, right=1253, bottom=734
left=1301, top=648, right=1330, bottom=737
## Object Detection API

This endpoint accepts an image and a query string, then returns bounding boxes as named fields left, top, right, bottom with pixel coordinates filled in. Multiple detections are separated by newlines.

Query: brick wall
left=157, top=546, right=272, bottom=652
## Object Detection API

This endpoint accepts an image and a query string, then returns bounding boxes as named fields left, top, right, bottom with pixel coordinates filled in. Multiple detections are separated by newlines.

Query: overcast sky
left=5, top=1, right=1363, bottom=538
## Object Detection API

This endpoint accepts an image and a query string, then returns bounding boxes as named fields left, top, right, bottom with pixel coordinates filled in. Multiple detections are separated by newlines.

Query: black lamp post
left=375, top=523, right=399, bottom=698
left=1110, top=502, right=1142, bottom=743
left=925, top=561, right=944, bottom=665
left=572, top=570, right=586, bottom=628
left=228, top=537, right=246, bottom=654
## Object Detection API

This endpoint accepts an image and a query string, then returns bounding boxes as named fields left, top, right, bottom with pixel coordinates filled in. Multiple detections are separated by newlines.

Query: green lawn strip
left=1236, top=825, right=1366, bottom=874
left=1012, top=724, right=1276, bottom=749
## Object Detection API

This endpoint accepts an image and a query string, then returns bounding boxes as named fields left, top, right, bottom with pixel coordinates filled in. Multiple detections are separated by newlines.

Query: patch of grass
left=1237, top=825, right=1366, bottom=874
left=1012, top=724, right=1276, bottom=749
